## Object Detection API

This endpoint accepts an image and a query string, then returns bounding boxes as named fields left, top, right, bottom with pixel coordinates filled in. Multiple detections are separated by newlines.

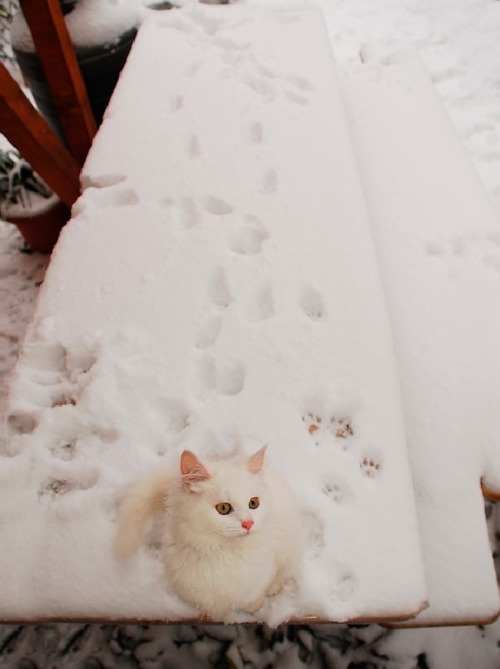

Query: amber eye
left=248, top=497, right=260, bottom=509
left=215, top=502, right=233, bottom=515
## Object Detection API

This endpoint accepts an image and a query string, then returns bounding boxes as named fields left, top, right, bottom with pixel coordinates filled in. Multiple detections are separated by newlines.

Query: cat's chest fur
left=164, top=525, right=277, bottom=617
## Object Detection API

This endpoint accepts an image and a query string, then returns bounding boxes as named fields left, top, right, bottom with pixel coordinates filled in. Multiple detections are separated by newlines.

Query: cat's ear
left=247, top=445, right=267, bottom=474
left=180, top=450, right=212, bottom=491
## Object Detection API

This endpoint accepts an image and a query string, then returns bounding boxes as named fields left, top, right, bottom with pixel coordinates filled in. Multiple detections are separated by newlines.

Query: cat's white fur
left=114, top=446, right=303, bottom=618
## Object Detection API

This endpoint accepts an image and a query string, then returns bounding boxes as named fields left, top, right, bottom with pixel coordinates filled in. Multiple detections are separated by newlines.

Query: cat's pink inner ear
left=180, top=450, right=211, bottom=486
left=247, top=445, right=267, bottom=474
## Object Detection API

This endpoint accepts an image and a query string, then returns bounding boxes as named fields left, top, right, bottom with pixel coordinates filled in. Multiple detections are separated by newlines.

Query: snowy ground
left=1, top=0, right=500, bottom=666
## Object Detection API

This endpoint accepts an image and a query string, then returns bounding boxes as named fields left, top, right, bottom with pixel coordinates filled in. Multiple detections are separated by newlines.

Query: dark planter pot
left=13, top=26, right=137, bottom=141
left=5, top=199, right=70, bottom=253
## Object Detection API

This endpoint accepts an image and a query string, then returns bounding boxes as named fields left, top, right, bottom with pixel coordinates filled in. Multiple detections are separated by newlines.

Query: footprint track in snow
left=242, top=121, right=264, bottom=146
left=75, top=186, right=139, bottom=214
left=81, top=173, right=127, bottom=190
left=260, top=169, right=278, bottom=195
left=243, top=284, right=274, bottom=323
left=322, top=482, right=343, bottom=504
left=193, top=354, right=245, bottom=399
left=300, top=285, right=326, bottom=321
left=194, top=313, right=223, bottom=350
left=303, top=511, right=325, bottom=559
left=425, top=234, right=500, bottom=275
left=202, top=196, right=235, bottom=217
left=160, top=197, right=200, bottom=231
left=6, top=412, right=36, bottom=437
left=187, top=134, right=202, bottom=160
left=327, top=571, right=358, bottom=602
left=38, top=465, right=99, bottom=499
left=360, top=457, right=382, bottom=478
left=160, top=398, right=191, bottom=435
left=169, top=95, right=184, bottom=112
left=228, top=216, right=269, bottom=256
left=301, top=398, right=355, bottom=448
left=242, top=73, right=275, bottom=99
left=284, top=90, right=308, bottom=106
left=6, top=341, right=99, bottom=440
left=208, top=267, right=232, bottom=310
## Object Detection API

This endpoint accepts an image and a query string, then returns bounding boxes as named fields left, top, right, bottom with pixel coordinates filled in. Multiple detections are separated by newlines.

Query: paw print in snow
left=302, top=412, right=322, bottom=436
left=51, top=395, right=76, bottom=408
left=322, top=482, right=343, bottom=504
left=302, top=410, right=354, bottom=447
left=329, top=416, right=354, bottom=440
left=360, top=457, right=381, bottom=478
left=302, top=411, right=322, bottom=446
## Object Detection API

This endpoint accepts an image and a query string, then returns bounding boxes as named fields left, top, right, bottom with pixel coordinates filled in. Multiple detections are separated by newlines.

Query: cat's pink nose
left=241, top=519, right=254, bottom=532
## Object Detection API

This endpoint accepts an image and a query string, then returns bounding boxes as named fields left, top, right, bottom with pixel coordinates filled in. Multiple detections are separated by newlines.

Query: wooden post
left=0, top=63, right=81, bottom=207
left=20, top=0, right=97, bottom=166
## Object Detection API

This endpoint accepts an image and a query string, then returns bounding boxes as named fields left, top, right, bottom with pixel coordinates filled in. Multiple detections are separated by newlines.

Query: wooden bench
left=341, top=44, right=500, bottom=625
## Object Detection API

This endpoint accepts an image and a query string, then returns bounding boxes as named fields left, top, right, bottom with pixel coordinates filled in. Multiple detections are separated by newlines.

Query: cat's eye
left=248, top=497, right=260, bottom=509
left=215, top=502, right=233, bottom=515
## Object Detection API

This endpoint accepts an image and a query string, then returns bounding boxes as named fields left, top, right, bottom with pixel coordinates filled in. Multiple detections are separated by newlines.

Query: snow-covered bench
left=1, top=4, right=498, bottom=626
left=341, top=45, right=500, bottom=625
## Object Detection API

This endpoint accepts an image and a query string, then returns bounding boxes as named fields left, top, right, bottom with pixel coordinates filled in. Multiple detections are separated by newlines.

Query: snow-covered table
left=0, top=4, right=498, bottom=627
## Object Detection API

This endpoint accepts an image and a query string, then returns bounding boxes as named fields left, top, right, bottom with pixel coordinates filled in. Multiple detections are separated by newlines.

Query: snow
left=2, top=5, right=428, bottom=625
left=0, top=191, right=59, bottom=220
left=10, top=0, right=147, bottom=51
left=1, top=0, right=500, bottom=666
left=339, top=45, right=500, bottom=624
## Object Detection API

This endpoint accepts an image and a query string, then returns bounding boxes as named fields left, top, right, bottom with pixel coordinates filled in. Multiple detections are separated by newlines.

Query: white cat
left=114, top=446, right=303, bottom=619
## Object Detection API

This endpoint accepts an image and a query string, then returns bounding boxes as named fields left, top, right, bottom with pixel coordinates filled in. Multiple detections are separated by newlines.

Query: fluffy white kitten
left=114, top=446, right=303, bottom=619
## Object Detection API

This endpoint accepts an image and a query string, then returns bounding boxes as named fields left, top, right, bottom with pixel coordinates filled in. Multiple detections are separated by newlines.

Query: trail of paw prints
left=214, top=219, right=275, bottom=324
left=3, top=342, right=120, bottom=460
left=425, top=233, right=500, bottom=275
left=201, top=20, right=314, bottom=108
left=238, top=54, right=315, bottom=107
left=301, top=411, right=355, bottom=448
left=159, top=194, right=236, bottom=232
left=6, top=341, right=96, bottom=428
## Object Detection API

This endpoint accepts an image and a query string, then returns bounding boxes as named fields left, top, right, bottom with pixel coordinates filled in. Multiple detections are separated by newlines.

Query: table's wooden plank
left=20, top=0, right=97, bottom=166
left=0, top=63, right=80, bottom=207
